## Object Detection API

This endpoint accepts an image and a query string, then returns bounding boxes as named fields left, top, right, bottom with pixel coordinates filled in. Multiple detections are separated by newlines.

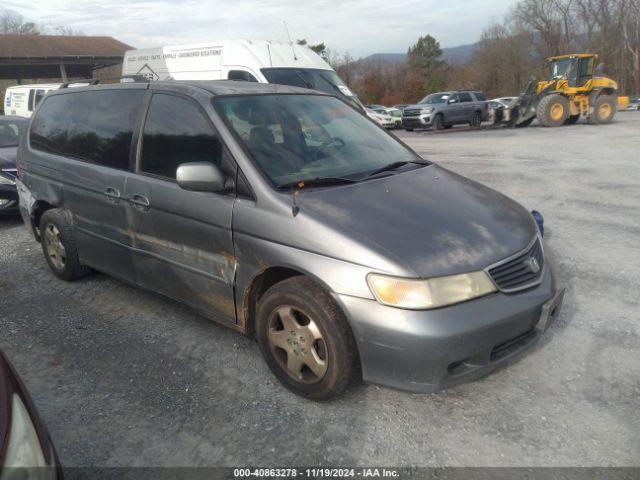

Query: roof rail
left=59, top=75, right=149, bottom=89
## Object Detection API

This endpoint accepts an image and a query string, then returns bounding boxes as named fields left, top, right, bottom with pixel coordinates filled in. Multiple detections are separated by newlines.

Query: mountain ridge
left=362, top=42, right=478, bottom=66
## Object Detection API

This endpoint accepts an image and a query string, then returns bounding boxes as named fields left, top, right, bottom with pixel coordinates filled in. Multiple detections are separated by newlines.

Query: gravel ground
left=0, top=114, right=639, bottom=467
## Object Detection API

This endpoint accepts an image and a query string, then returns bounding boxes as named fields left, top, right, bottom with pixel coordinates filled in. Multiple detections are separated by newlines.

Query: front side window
left=216, top=94, right=424, bottom=187
left=228, top=70, right=258, bottom=82
left=140, top=93, right=224, bottom=179
left=459, top=93, right=473, bottom=103
left=260, top=68, right=364, bottom=112
left=418, top=93, right=451, bottom=104
left=30, top=89, right=145, bottom=170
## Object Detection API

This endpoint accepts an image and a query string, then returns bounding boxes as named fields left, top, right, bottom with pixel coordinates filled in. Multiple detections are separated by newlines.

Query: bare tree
left=0, top=10, right=40, bottom=34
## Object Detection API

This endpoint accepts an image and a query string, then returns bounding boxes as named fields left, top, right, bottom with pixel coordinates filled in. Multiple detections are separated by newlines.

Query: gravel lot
left=1, top=114, right=639, bottom=467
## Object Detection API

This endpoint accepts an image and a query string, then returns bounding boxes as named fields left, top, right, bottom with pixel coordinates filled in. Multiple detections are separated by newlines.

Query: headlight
left=0, top=394, right=49, bottom=473
left=0, top=173, right=15, bottom=186
left=367, top=271, right=496, bottom=310
left=420, top=107, right=434, bottom=114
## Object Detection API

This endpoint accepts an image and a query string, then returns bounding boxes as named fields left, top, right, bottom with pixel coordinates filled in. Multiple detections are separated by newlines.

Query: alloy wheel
left=267, top=305, right=328, bottom=384
left=44, top=223, right=66, bottom=271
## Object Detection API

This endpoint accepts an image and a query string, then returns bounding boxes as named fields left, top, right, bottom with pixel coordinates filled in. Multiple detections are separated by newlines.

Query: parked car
left=123, top=40, right=365, bottom=113
left=402, top=91, right=488, bottom=131
left=0, top=116, right=28, bottom=213
left=4, top=84, right=61, bottom=118
left=372, top=107, right=403, bottom=129
left=392, top=104, right=409, bottom=113
left=625, top=97, right=640, bottom=111
left=17, top=81, right=563, bottom=400
left=366, top=108, right=396, bottom=128
left=0, top=349, right=62, bottom=478
left=365, top=104, right=385, bottom=110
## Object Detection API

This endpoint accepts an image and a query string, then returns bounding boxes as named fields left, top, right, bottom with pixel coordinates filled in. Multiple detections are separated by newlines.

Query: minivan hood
left=296, top=164, right=538, bottom=278
left=0, top=147, right=17, bottom=170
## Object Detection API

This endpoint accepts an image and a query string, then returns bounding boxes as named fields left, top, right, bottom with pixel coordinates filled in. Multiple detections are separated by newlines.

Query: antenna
left=266, top=43, right=274, bottom=67
left=283, top=21, right=298, bottom=61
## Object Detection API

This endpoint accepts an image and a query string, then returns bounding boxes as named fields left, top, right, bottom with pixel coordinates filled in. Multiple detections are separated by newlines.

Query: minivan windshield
left=0, top=118, right=26, bottom=147
left=418, top=93, right=451, bottom=104
left=216, top=94, right=426, bottom=187
left=261, top=68, right=365, bottom=112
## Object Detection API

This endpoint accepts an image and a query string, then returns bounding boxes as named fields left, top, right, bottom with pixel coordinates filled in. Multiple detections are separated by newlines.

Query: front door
left=444, top=93, right=462, bottom=123
left=125, top=92, right=238, bottom=323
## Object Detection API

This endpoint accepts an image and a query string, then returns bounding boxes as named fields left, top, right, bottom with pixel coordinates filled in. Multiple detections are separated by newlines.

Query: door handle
left=130, top=194, right=151, bottom=211
left=104, top=187, right=121, bottom=203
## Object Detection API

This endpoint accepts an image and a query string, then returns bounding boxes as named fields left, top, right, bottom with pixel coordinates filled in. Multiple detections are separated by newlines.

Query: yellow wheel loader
left=508, top=54, right=629, bottom=127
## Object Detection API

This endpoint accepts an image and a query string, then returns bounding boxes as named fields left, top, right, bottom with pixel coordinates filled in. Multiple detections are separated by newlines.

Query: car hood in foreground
left=295, top=164, right=538, bottom=278
left=0, top=147, right=17, bottom=170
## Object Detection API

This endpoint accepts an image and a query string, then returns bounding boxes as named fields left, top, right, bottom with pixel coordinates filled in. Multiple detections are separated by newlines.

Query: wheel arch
left=241, top=266, right=335, bottom=337
left=31, top=200, right=57, bottom=241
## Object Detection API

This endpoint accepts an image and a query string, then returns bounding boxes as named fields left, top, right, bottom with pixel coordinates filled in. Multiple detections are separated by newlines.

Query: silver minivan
left=17, top=81, right=564, bottom=400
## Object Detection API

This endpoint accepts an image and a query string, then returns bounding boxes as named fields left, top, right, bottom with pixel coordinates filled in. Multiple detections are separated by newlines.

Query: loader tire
left=537, top=94, right=570, bottom=127
left=589, top=95, right=616, bottom=124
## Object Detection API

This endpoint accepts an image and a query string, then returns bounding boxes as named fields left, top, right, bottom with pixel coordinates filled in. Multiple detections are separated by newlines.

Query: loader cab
left=549, top=54, right=596, bottom=88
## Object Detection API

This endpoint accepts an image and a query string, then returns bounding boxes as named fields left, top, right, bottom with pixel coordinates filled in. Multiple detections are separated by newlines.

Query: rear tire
left=256, top=276, right=360, bottom=400
left=537, top=94, right=570, bottom=127
left=589, top=95, right=616, bottom=124
left=470, top=111, right=482, bottom=128
left=39, top=209, right=91, bottom=281
left=564, top=114, right=580, bottom=125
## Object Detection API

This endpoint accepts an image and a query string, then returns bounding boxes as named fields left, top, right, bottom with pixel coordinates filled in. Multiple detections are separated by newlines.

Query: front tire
left=433, top=114, right=445, bottom=131
left=40, top=209, right=91, bottom=281
left=537, top=94, right=570, bottom=127
left=256, top=277, right=360, bottom=400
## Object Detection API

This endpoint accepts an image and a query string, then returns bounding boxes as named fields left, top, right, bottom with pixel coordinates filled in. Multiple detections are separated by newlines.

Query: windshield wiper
left=277, top=176, right=357, bottom=190
left=294, top=72, right=313, bottom=89
left=364, top=160, right=428, bottom=178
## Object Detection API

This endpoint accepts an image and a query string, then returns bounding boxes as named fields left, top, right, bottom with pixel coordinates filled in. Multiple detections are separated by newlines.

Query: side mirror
left=176, top=162, right=226, bottom=192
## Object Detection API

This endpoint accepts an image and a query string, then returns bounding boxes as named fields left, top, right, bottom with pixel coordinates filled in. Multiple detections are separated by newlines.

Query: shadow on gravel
left=0, top=212, right=22, bottom=228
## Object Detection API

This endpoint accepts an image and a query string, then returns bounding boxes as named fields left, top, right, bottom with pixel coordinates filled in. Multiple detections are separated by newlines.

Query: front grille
left=403, top=108, right=421, bottom=117
left=488, top=238, right=544, bottom=291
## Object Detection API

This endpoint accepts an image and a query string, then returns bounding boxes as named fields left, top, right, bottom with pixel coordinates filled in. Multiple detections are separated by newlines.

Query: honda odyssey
left=17, top=80, right=564, bottom=400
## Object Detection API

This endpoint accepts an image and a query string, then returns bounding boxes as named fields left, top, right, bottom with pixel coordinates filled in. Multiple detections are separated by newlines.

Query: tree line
left=329, top=0, right=640, bottom=104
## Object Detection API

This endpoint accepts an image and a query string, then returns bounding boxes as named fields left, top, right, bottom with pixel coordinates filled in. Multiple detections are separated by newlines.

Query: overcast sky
left=3, top=0, right=516, bottom=56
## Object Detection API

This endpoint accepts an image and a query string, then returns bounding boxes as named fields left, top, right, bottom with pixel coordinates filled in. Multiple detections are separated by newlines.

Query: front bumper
left=402, top=115, right=433, bottom=128
left=334, top=251, right=562, bottom=393
left=0, top=183, right=18, bottom=210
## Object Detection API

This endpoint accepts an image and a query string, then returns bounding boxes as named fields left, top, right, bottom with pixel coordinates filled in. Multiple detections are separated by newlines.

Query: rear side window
left=30, top=89, right=145, bottom=170
left=140, top=93, right=224, bottom=179
left=459, top=92, right=473, bottom=103
left=474, top=92, right=486, bottom=101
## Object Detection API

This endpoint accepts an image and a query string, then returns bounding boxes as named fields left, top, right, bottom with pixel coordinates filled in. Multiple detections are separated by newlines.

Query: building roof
left=0, top=35, right=132, bottom=59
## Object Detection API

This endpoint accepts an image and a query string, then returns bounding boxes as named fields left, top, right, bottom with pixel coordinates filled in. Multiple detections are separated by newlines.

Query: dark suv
left=402, top=91, right=488, bottom=131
